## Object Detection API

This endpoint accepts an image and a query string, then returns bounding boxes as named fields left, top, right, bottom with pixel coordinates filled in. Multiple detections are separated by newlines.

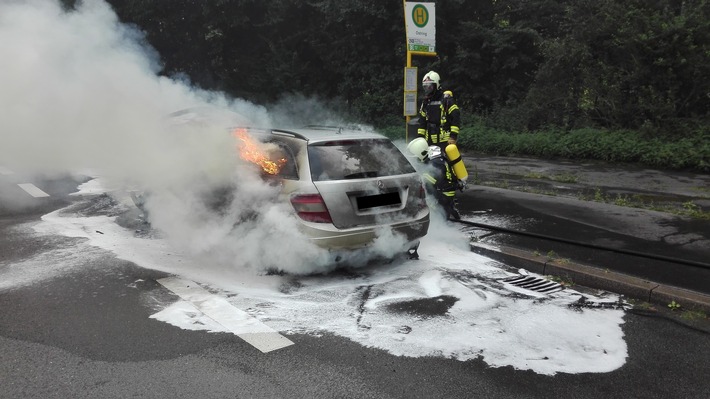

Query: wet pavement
left=456, top=154, right=710, bottom=311
left=468, top=154, right=710, bottom=211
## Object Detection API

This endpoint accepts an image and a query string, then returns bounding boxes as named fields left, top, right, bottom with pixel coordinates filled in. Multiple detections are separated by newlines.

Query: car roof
left=269, top=126, right=389, bottom=144
left=164, top=108, right=390, bottom=143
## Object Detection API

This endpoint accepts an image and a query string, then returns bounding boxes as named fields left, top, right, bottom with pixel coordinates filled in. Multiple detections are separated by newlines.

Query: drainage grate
left=502, top=275, right=564, bottom=294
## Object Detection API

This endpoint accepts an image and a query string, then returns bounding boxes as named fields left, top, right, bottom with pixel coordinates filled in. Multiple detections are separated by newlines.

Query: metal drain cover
left=502, top=275, right=564, bottom=294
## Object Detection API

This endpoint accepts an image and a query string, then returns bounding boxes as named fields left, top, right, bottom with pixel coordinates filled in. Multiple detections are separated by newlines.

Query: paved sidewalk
left=457, top=154, right=710, bottom=314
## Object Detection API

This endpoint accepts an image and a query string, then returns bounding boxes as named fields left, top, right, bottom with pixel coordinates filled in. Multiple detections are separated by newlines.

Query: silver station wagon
left=237, top=126, right=430, bottom=257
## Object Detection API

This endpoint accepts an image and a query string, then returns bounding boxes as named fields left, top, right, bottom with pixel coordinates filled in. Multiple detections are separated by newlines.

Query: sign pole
left=403, top=1, right=437, bottom=142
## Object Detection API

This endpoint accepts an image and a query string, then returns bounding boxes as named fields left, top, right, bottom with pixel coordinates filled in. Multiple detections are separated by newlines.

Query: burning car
left=234, top=126, right=430, bottom=257
left=129, top=107, right=430, bottom=261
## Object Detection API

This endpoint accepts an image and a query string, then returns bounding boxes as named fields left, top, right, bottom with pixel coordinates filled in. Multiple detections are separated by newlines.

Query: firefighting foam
left=26, top=185, right=628, bottom=376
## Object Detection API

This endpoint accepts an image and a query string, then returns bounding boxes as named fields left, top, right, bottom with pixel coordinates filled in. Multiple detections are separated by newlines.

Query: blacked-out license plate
left=356, top=192, right=401, bottom=210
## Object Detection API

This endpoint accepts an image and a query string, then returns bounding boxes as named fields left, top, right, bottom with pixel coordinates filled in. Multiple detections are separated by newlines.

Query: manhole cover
left=502, top=275, right=563, bottom=294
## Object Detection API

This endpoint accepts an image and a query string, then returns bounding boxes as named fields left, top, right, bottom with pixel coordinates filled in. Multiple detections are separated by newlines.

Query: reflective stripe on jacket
left=422, top=157, right=456, bottom=197
left=416, top=89, right=461, bottom=145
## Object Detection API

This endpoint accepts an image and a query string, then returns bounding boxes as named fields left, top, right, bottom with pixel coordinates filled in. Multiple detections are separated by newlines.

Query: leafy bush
left=387, top=119, right=710, bottom=172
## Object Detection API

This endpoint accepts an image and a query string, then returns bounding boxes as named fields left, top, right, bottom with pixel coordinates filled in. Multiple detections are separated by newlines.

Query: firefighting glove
left=457, top=179, right=467, bottom=191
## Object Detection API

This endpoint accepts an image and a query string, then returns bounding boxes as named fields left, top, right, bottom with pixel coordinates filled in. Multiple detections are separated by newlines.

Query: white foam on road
left=13, top=182, right=628, bottom=375
left=17, top=183, right=49, bottom=197
left=70, top=177, right=108, bottom=196
left=27, top=213, right=625, bottom=375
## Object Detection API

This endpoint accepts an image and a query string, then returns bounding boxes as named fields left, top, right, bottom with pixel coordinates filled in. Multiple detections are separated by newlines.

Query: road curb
left=470, top=242, right=710, bottom=314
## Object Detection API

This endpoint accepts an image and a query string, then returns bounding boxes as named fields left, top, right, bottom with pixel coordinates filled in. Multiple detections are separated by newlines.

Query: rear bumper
left=299, top=209, right=430, bottom=250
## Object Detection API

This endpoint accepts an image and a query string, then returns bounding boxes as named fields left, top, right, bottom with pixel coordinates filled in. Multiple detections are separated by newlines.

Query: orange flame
left=234, top=128, right=287, bottom=175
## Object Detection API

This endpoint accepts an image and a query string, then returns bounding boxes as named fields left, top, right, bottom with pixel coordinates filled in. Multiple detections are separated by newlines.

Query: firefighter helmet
left=422, top=71, right=440, bottom=96
left=407, top=137, right=430, bottom=162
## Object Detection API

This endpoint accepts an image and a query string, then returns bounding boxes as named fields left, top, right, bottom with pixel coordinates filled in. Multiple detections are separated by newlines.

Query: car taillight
left=290, top=194, right=333, bottom=223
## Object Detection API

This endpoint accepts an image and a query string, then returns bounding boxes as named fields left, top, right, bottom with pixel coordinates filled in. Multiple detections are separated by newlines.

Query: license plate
left=356, top=192, right=401, bottom=210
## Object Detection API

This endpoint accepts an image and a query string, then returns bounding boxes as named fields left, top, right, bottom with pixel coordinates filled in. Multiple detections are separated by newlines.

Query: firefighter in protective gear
left=407, top=138, right=461, bottom=220
left=416, top=71, right=461, bottom=152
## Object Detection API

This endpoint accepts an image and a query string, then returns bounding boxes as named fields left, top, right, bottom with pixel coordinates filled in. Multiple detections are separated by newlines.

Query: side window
left=235, top=129, right=300, bottom=180
left=269, top=142, right=298, bottom=180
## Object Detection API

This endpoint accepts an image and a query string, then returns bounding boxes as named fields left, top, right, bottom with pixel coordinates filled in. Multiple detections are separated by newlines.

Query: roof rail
left=304, top=124, right=371, bottom=133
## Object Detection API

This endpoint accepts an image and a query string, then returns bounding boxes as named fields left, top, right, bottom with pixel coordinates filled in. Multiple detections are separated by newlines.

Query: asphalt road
left=1, top=165, right=710, bottom=398
left=460, top=155, right=710, bottom=296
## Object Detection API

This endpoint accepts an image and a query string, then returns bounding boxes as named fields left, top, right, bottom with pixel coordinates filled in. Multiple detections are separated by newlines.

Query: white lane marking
left=0, top=166, right=14, bottom=175
left=17, top=183, right=50, bottom=198
left=157, top=277, right=294, bottom=353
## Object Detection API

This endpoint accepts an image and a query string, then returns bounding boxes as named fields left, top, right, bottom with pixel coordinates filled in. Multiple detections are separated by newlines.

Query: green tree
left=105, top=0, right=709, bottom=136
left=516, top=0, right=710, bottom=133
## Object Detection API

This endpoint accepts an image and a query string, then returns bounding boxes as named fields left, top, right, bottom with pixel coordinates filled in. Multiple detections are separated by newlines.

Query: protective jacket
left=421, top=155, right=460, bottom=220
left=416, top=89, right=461, bottom=150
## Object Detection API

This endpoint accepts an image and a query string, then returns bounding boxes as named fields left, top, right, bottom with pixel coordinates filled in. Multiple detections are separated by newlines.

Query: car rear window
left=308, top=139, right=416, bottom=181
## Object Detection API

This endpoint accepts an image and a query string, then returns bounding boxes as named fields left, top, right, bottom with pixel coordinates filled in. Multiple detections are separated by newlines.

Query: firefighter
left=416, top=71, right=461, bottom=152
left=407, top=137, right=462, bottom=220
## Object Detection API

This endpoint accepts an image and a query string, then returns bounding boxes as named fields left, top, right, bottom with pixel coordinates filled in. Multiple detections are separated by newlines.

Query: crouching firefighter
left=407, top=137, right=466, bottom=220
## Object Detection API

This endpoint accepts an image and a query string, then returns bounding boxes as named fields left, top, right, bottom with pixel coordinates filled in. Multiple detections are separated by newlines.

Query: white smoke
left=0, top=0, right=417, bottom=274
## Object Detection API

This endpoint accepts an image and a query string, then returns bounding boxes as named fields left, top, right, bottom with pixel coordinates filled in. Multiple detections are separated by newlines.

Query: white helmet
left=422, top=71, right=440, bottom=96
left=407, top=137, right=430, bottom=161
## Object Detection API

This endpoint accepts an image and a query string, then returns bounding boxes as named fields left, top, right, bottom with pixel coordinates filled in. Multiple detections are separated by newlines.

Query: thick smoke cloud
left=0, top=0, right=266, bottom=180
left=0, top=0, right=413, bottom=274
